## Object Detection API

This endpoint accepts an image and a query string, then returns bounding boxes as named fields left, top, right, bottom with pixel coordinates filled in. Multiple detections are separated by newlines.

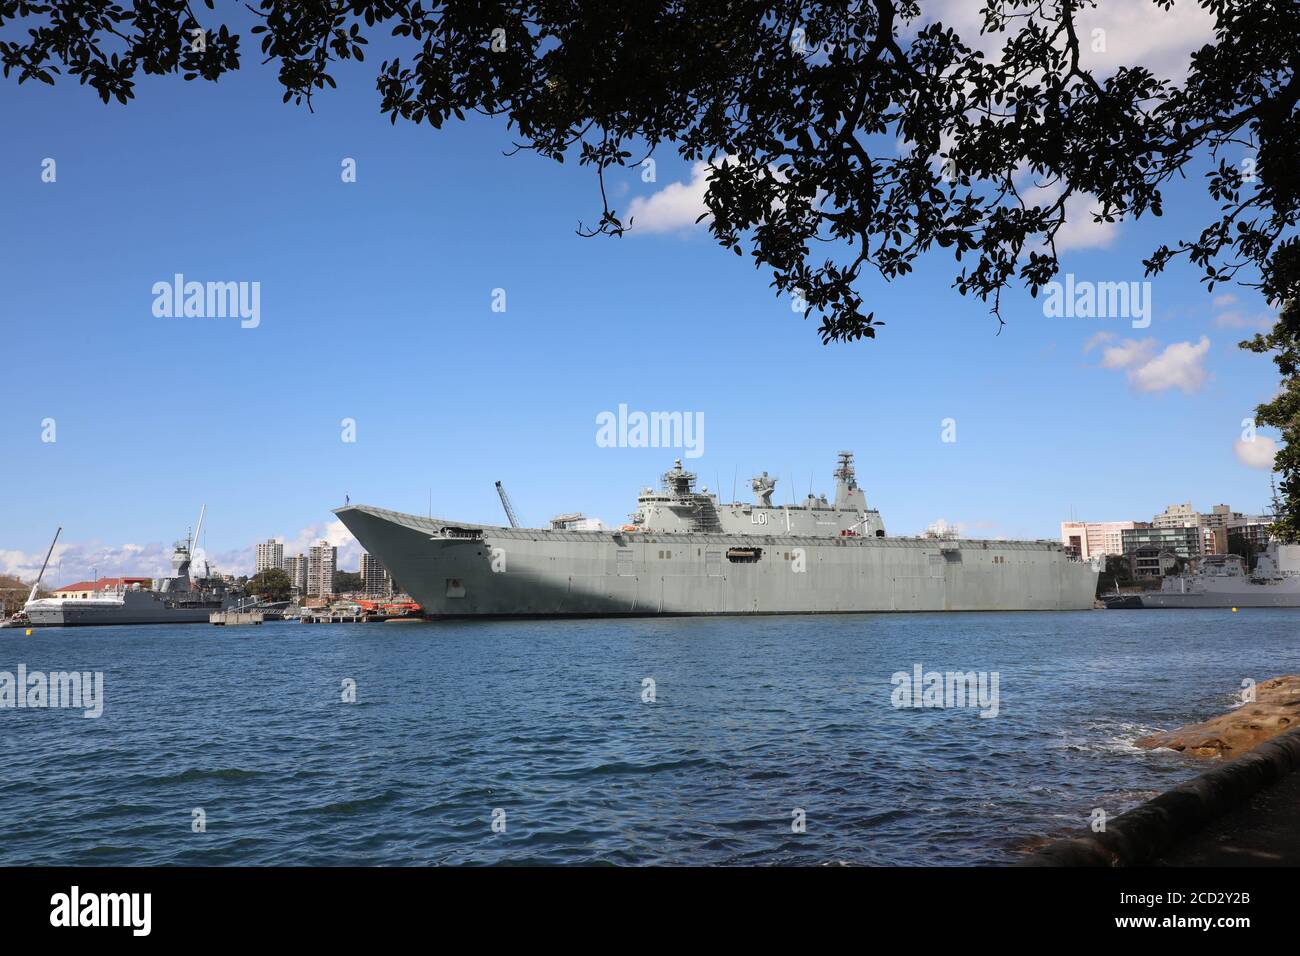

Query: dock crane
left=495, top=481, right=520, bottom=529
left=25, top=526, right=62, bottom=606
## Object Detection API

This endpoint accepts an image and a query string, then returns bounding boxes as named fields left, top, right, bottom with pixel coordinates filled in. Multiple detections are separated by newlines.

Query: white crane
left=25, top=526, right=62, bottom=606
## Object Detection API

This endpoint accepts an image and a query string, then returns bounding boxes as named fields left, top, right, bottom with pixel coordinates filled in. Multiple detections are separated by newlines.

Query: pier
left=300, top=607, right=372, bottom=624
left=209, top=610, right=264, bottom=626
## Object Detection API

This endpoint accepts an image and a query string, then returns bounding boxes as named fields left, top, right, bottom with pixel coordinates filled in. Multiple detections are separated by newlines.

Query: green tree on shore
left=1242, top=297, right=1300, bottom=542
left=245, top=567, right=292, bottom=602
left=333, top=571, right=364, bottom=593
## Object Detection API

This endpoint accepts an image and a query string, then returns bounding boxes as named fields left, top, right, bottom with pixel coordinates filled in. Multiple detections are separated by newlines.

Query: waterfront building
left=1129, top=546, right=1181, bottom=578
left=359, top=552, right=392, bottom=596
left=1202, top=504, right=1241, bottom=529
left=51, top=577, right=152, bottom=599
left=255, top=538, right=284, bottom=574
left=283, top=554, right=308, bottom=592
left=1059, top=520, right=1146, bottom=561
left=1227, top=516, right=1275, bottom=553
left=1122, top=526, right=1202, bottom=570
left=307, top=541, right=337, bottom=597
left=1152, top=502, right=1201, bottom=529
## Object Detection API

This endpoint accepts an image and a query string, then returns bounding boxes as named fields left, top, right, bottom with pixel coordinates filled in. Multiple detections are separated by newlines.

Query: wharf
left=210, top=610, right=264, bottom=626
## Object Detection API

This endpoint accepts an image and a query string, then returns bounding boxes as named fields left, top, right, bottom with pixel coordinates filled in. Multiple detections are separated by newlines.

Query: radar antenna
left=495, top=481, right=521, bottom=528
left=834, top=451, right=857, bottom=487
left=751, top=471, right=777, bottom=508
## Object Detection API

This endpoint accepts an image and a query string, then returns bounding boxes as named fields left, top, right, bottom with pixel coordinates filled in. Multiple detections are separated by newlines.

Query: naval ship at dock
left=1138, top=543, right=1300, bottom=608
left=12, top=509, right=242, bottom=628
left=336, top=452, right=1098, bottom=618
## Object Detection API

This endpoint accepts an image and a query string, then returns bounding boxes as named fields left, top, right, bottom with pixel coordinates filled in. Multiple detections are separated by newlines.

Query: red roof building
left=52, top=577, right=153, bottom=599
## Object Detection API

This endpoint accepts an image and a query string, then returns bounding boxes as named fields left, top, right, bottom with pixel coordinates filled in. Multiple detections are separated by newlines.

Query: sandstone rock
left=1136, top=675, right=1300, bottom=759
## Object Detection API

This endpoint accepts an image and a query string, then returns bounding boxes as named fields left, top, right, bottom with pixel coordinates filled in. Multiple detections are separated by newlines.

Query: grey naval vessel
left=336, top=453, right=1098, bottom=618
left=17, top=510, right=241, bottom=627
left=1138, top=543, right=1300, bottom=608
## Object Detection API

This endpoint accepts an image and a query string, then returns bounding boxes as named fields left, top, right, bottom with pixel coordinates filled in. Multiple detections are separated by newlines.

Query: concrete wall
left=1022, top=726, right=1300, bottom=866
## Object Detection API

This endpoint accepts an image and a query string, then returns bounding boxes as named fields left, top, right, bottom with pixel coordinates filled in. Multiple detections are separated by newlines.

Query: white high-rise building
left=255, top=539, right=284, bottom=574
left=307, top=541, right=337, bottom=596
left=359, top=552, right=392, bottom=596
left=283, top=554, right=308, bottom=592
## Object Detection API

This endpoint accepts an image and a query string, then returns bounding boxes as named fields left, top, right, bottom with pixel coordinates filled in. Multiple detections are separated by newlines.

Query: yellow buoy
left=1232, top=608, right=1238, bottom=613
left=25, top=628, right=32, bottom=635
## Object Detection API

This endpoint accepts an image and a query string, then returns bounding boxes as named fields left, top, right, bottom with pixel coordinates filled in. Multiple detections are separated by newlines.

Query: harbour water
left=1, top=610, right=1295, bottom=866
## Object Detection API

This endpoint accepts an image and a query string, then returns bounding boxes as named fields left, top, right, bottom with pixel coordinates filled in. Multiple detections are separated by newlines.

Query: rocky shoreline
left=1136, top=675, right=1300, bottom=759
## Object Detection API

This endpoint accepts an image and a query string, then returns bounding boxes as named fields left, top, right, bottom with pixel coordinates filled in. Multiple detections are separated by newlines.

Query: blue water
left=1, top=610, right=1297, bottom=865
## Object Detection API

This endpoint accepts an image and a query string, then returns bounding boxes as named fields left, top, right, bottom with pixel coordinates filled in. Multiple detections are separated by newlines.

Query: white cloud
left=1053, top=191, right=1121, bottom=251
left=0, top=541, right=175, bottom=587
left=1082, top=330, right=1114, bottom=352
left=1214, top=309, right=1272, bottom=331
left=626, top=161, right=712, bottom=234
left=1022, top=182, right=1119, bottom=252
left=1097, top=336, right=1210, bottom=393
left=1129, top=337, right=1211, bottom=393
left=1234, top=435, right=1278, bottom=470
left=1212, top=293, right=1238, bottom=308
left=922, top=0, right=1214, bottom=81
left=0, top=520, right=364, bottom=586
left=1100, top=337, right=1157, bottom=369
left=1073, top=1, right=1215, bottom=80
left=278, top=519, right=362, bottom=571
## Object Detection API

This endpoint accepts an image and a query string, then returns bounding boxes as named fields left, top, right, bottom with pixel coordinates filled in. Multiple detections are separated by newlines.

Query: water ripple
left=0, top=609, right=1282, bottom=865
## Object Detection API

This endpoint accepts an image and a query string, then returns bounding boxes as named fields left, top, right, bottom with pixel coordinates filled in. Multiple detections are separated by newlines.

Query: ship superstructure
left=335, top=452, right=1098, bottom=617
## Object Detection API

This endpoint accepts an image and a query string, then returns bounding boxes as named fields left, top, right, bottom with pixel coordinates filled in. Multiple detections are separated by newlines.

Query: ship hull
left=23, top=593, right=232, bottom=627
left=1139, top=590, right=1300, bottom=609
left=337, top=505, right=1098, bottom=617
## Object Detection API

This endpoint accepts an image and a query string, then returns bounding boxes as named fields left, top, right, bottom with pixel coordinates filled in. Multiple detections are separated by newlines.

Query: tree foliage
left=1242, top=296, right=1300, bottom=540
left=246, top=567, right=292, bottom=602
left=4, top=0, right=1299, bottom=513
left=333, top=570, right=364, bottom=592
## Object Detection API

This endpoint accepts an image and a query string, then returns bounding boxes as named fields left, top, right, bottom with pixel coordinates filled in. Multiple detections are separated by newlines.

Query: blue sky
left=0, top=2, right=1281, bottom=581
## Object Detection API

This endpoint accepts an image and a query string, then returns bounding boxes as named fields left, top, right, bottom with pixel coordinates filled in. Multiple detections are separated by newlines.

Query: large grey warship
left=336, top=453, right=1098, bottom=617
